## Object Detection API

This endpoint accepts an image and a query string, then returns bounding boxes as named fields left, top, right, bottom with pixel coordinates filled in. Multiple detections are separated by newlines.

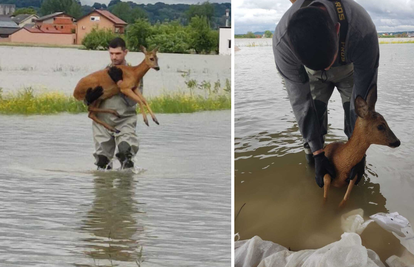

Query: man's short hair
left=109, top=37, right=127, bottom=50
left=287, top=6, right=338, bottom=70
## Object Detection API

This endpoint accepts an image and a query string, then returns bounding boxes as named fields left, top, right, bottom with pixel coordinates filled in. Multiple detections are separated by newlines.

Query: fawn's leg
left=88, top=100, right=120, bottom=133
left=133, top=87, right=159, bottom=125
left=87, top=99, right=120, bottom=117
left=119, top=87, right=149, bottom=126
left=339, top=177, right=356, bottom=208
left=323, top=174, right=331, bottom=203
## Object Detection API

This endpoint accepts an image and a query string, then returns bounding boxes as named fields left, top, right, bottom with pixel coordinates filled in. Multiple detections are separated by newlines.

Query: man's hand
left=107, top=66, right=123, bottom=84
left=314, top=152, right=336, bottom=188
left=85, top=86, right=103, bottom=105
left=347, top=156, right=366, bottom=185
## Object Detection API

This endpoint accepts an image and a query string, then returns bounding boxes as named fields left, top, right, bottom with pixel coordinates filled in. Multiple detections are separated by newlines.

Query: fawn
left=73, top=46, right=159, bottom=133
left=323, top=85, right=400, bottom=206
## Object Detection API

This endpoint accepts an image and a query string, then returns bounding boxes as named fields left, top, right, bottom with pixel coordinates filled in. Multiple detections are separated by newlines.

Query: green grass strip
left=0, top=88, right=231, bottom=115
left=379, top=41, right=414, bottom=44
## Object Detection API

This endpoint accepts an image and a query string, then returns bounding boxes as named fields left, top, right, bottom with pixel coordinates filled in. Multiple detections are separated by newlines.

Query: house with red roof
left=8, top=10, right=126, bottom=46
left=76, top=9, right=127, bottom=45
left=9, top=12, right=76, bottom=45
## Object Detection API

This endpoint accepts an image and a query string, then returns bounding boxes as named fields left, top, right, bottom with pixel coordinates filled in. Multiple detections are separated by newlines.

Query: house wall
left=10, top=30, right=75, bottom=45
left=36, top=14, right=73, bottom=26
left=0, top=37, right=10, bottom=42
left=19, top=19, right=36, bottom=28
left=76, top=12, right=115, bottom=45
left=219, top=28, right=231, bottom=55
left=0, top=4, right=15, bottom=16
left=18, top=15, right=38, bottom=28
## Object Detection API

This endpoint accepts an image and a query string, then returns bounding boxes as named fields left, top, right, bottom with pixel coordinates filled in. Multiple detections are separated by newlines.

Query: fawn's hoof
left=144, top=119, right=149, bottom=127
left=114, top=129, right=121, bottom=134
left=153, top=118, right=160, bottom=125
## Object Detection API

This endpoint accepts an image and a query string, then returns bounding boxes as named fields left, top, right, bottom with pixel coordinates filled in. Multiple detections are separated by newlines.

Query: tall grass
left=379, top=40, right=414, bottom=44
left=150, top=92, right=231, bottom=113
left=0, top=88, right=86, bottom=114
left=0, top=86, right=231, bottom=115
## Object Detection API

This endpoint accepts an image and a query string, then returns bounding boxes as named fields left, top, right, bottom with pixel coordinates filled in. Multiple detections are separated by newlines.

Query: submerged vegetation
left=0, top=81, right=231, bottom=115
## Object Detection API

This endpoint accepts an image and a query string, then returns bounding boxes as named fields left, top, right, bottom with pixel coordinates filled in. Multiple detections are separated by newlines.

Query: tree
left=40, top=0, right=82, bottom=19
left=110, top=2, right=147, bottom=24
left=13, top=8, right=37, bottom=16
left=147, top=20, right=191, bottom=53
left=245, top=31, right=256, bottom=38
left=130, top=7, right=147, bottom=21
left=82, top=27, right=118, bottom=50
left=189, top=15, right=216, bottom=54
left=110, top=2, right=131, bottom=22
left=125, top=18, right=152, bottom=51
left=186, top=2, right=214, bottom=26
left=264, top=30, right=272, bottom=38
left=108, top=0, right=121, bottom=8
left=92, top=2, right=106, bottom=9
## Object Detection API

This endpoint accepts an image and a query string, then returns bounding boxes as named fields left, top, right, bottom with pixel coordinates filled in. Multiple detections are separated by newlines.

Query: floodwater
left=0, top=46, right=231, bottom=97
left=0, top=111, right=231, bottom=266
left=235, top=40, right=414, bottom=262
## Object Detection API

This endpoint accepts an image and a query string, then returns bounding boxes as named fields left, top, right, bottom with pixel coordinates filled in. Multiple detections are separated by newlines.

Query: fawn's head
left=355, top=85, right=400, bottom=148
left=140, top=46, right=160, bottom=71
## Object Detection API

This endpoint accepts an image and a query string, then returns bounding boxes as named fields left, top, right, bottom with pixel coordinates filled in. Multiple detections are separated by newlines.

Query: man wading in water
left=85, top=37, right=143, bottom=170
left=273, top=0, right=379, bottom=188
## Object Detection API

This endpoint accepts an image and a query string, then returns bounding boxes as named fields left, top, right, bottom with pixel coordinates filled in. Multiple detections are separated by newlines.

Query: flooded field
left=0, top=111, right=231, bottom=266
left=0, top=46, right=231, bottom=97
left=235, top=40, right=414, bottom=262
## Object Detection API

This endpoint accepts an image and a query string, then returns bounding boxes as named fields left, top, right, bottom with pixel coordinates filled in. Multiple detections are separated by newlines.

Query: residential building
left=10, top=26, right=75, bottom=45
left=76, top=9, right=127, bottom=45
left=219, top=9, right=231, bottom=55
left=12, top=14, right=39, bottom=28
left=0, top=15, right=19, bottom=40
left=0, top=4, right=15, bottom=16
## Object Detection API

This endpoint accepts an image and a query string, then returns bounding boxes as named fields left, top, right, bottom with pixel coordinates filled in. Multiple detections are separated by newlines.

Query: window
left=90, top=16, right=100, bottom=21
left=228, top=39, right=231, bottom=48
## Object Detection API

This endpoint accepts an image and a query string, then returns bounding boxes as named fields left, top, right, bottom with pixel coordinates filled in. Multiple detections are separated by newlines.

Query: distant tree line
left=82, top=16, right=219, bottom=54
left=235, top=30, right=273, bottom=38
left=1, top=0, right=231, bottom=30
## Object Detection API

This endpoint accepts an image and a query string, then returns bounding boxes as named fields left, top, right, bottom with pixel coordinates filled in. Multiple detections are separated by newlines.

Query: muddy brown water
left=235, top=41, right=414, bottom=262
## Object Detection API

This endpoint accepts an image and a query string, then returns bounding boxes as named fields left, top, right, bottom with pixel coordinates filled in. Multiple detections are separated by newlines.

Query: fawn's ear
left=153, top=46, right=159, bottom=53
left=355, top=96, right=369, bottom=118
left=366, top=84, right=377, bottom=112
left=140, top=45, right=147, bottom=53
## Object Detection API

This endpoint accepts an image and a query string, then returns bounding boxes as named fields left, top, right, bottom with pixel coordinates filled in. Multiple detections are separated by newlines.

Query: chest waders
left=300, top=0, right=353, bottom=164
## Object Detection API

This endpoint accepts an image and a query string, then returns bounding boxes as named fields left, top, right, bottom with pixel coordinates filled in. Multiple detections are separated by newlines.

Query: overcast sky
left=235, top=0, right=414, bottom=34
left=80, top=0, right=227, bottom=5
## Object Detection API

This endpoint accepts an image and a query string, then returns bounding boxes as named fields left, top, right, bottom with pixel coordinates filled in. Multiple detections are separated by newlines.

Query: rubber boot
left=304, top=142, right=314, bottom=165
left=96, top=155, right=112, bottom=170
left=116, top=141, right=134, bottom=169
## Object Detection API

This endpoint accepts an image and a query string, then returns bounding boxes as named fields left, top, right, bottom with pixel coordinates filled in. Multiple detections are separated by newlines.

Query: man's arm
left=349, top=31, right=379, bottom=132
left=273, top=40, right=324, bottom=153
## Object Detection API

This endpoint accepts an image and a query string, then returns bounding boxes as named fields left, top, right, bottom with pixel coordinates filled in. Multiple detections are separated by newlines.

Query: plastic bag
left=370, top=212, right=414, bottom=256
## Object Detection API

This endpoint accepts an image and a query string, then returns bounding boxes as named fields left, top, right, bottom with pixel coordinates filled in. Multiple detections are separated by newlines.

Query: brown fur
left=322, top=85, right=400, bottom=206
left=73, top=46, right=160, bottom=132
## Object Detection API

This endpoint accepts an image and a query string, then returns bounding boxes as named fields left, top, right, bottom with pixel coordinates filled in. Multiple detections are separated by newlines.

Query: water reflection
left=81, top=171, right=145, bottom=263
